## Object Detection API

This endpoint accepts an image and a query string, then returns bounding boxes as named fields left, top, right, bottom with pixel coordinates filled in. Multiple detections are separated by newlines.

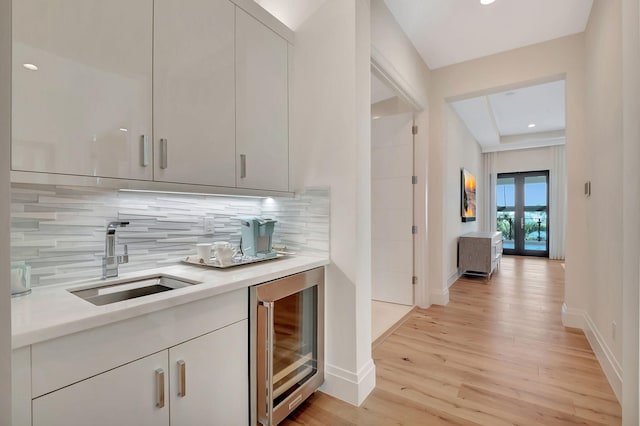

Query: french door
left=496, top=171, right=549, bottom=257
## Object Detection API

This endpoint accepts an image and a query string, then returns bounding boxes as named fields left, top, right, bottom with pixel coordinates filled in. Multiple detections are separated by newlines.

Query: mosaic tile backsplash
left=11, top=184, right=330, bottom=287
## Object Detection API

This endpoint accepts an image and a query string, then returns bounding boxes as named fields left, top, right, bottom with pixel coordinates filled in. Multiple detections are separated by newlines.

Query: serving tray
left=182, top=253, right=288, bottom=269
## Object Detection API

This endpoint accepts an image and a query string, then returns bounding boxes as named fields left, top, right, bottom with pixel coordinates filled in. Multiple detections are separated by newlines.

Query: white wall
left=583, top=0, right=624, bottom=399
left=494, top=146, right=554, bottom=174
left=291, top=0, right=375, bottom=405
left=428, top=35, right=587, bottom=314
left=370, top=0, right=432, bottom=307
left=444, top=105, right=482, bottom=285
left=0, top=0, right=12, bottom=422
left=370, top=0, right=429, bottom=109
left=621, top=0, right=640, bottom=421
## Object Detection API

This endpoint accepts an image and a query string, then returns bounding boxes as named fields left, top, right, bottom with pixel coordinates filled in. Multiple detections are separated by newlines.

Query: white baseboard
left=583, top=313, right=622, bottom=402
left=561, top=303, right=586, bottom=329
left=448, top=270, right=463, bottom=288
left=321, top=358, right=376, bottom=406
left=430, top=287, right=449, bottom=305
left=561, top=303, right=622, bottom=402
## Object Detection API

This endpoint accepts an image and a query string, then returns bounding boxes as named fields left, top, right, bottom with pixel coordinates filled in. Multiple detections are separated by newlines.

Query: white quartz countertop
left=12, top=255, right=329, bottom=349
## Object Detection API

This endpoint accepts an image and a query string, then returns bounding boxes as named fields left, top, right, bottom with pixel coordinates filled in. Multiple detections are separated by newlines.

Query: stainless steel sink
left=70, top=275, right=199, bottom=306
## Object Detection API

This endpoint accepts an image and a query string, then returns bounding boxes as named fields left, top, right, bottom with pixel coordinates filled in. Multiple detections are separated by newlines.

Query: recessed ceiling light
left=23, top=63, right=38, bottom=71
left=528, top=123, right=536, bottom=128
left=480, top=0, right=496, bottom=5
left=119, top=128, right=128, bottom=132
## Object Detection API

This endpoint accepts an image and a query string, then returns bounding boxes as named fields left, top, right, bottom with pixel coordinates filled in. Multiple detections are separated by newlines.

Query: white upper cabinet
left=153, top=0, right=236, bottom=187
left=236, top=8, right=289, bottom=192
left=12, top=0, right=292, bottom=194
left=12, top=0, right=153, bottom=180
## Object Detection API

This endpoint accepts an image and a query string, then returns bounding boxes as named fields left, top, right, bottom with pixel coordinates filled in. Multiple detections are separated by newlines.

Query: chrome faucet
left=102, top=221, right=130, bottom=279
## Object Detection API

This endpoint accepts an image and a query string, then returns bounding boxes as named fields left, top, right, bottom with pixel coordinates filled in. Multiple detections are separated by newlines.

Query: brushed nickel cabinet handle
left=178, top=360, right=186, bottom=397
left=160, top=138, right=168, bottom=169
left=155, top=368, right=165, bottom=408
left=141, top=135, right=149, bottom=167
left=240, top=154, right=247, bottom=178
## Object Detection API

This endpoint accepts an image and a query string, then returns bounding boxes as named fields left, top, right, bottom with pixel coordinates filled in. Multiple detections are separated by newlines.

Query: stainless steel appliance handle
left=155, top=368, right=165, bottom=408
left=240, top=154, right=247, bottom=179
left=141, top=135, right=149, bottom=167
left=160, top=138, right=168, bottom=169
left=178, top=360, right=186, bottom=397
left=260, top=300, right=274, bottom=425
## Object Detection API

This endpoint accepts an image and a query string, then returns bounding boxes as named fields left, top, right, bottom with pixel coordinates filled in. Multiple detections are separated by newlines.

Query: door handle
left=160, top=138, right=168, bottom=169
left=240, top=154, right=247, bottom=179
left=155, top=368, right=165, bottom=408
left=141, top=135, right=149, bottom=167
left=177, top=360, right=186, bottom=397
left=259, top=301, right=274, bottom=425
left=520, top=217, right=524, bottom=229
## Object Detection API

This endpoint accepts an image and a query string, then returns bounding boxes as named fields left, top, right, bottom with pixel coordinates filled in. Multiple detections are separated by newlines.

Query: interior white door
left=372, top=112, right=414, bottom=305
left=169, top=319, right=248, bottom=426
left=32, top=351, right=169, bottom=426
left=153, top=0, right=236, bottom=186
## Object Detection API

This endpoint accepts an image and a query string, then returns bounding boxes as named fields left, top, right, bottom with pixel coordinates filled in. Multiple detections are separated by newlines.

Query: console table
left=458, top=232, right=503, bottom=279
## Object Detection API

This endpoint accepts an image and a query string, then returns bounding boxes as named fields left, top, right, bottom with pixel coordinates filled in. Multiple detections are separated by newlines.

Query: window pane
left=497, top=177, right=515, bottom=209
left=524, top=176, right=547, bottom=207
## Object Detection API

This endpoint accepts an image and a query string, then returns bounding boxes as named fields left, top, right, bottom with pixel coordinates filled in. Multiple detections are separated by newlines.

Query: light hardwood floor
left=283, top=256, right=621, bottom=426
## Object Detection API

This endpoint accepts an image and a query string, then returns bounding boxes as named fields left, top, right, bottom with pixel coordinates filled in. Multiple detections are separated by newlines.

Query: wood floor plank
left=281, top=256, right=621, bottom=425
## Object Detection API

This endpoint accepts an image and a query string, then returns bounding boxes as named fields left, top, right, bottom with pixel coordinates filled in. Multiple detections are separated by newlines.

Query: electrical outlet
left=612, top=321, right=616, bottom=340
left=204, top=217, right=215, bottom=234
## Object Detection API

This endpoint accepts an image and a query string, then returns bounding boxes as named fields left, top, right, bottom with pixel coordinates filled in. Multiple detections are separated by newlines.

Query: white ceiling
left=255, top=1, right=579, bottom=153
left=384, top=0, right=593, bottom=69
left=450, top=80, right=566, bottom=152
left=252, top=0, right=326, bottom=30
left=256, top=0, right=594, bottom=70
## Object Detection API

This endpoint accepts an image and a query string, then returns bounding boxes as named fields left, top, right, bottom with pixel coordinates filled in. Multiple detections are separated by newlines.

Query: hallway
left=284, top=256, right=621, bottom=425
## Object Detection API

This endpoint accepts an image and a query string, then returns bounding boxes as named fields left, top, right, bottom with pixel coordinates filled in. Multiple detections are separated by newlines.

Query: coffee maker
left=240, top=217, right=277, bottom=258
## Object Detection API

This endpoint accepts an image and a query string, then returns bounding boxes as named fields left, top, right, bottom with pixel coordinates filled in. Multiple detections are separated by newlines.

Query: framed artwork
left=461, top=168, right=477, bottom=222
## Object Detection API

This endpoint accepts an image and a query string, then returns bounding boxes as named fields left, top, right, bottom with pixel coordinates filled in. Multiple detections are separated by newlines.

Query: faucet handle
left=119, top=244, right=129, bottom=265
left=108, top=221, right=129, bottom=227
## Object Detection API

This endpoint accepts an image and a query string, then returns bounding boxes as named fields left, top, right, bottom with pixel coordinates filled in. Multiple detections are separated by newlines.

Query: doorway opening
left=370, top=68, right=417, bottom=346
left=497, top=170, right=549, bottom=257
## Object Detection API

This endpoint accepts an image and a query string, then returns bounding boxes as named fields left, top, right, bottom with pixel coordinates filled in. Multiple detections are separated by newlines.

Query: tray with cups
left=184, top=241, right=287, bottom=269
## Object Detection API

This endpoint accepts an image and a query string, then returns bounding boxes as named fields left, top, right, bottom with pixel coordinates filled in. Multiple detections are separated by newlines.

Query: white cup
left=196, top=243, right=212, bottom=262
left=213, top=242, right=237, bottom=266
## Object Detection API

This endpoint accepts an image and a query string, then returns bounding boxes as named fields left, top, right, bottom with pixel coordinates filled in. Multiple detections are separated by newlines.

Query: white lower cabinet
left=12, top=347, right=31, bottom=426
left=25, top=289, right=249, bottom=426
left=32, top=320, right=248, bottom=426
left=170, top=320, right=249, bottom=425
left=33, top=351, right=169, bottom=426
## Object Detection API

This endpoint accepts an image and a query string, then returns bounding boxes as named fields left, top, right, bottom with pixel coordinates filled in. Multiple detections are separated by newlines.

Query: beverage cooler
left=250, top=267, right=325, bottom=426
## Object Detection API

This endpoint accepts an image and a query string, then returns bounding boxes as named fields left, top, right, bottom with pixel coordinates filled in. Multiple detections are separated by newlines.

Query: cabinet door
left=12, top=0, right=153, bottom=180
left=12, top=347, right=31, bottom=426
left=32, top=351, right=169, bottom=426
left=153, top=0, right=236, bottom=187
left=236, top=9, right=289, bottom=192
left=170, top=319, right=249, bottom=426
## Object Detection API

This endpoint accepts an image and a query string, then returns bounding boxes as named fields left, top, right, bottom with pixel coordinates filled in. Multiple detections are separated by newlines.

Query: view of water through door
left=497, top=171, right=549, bottom=257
